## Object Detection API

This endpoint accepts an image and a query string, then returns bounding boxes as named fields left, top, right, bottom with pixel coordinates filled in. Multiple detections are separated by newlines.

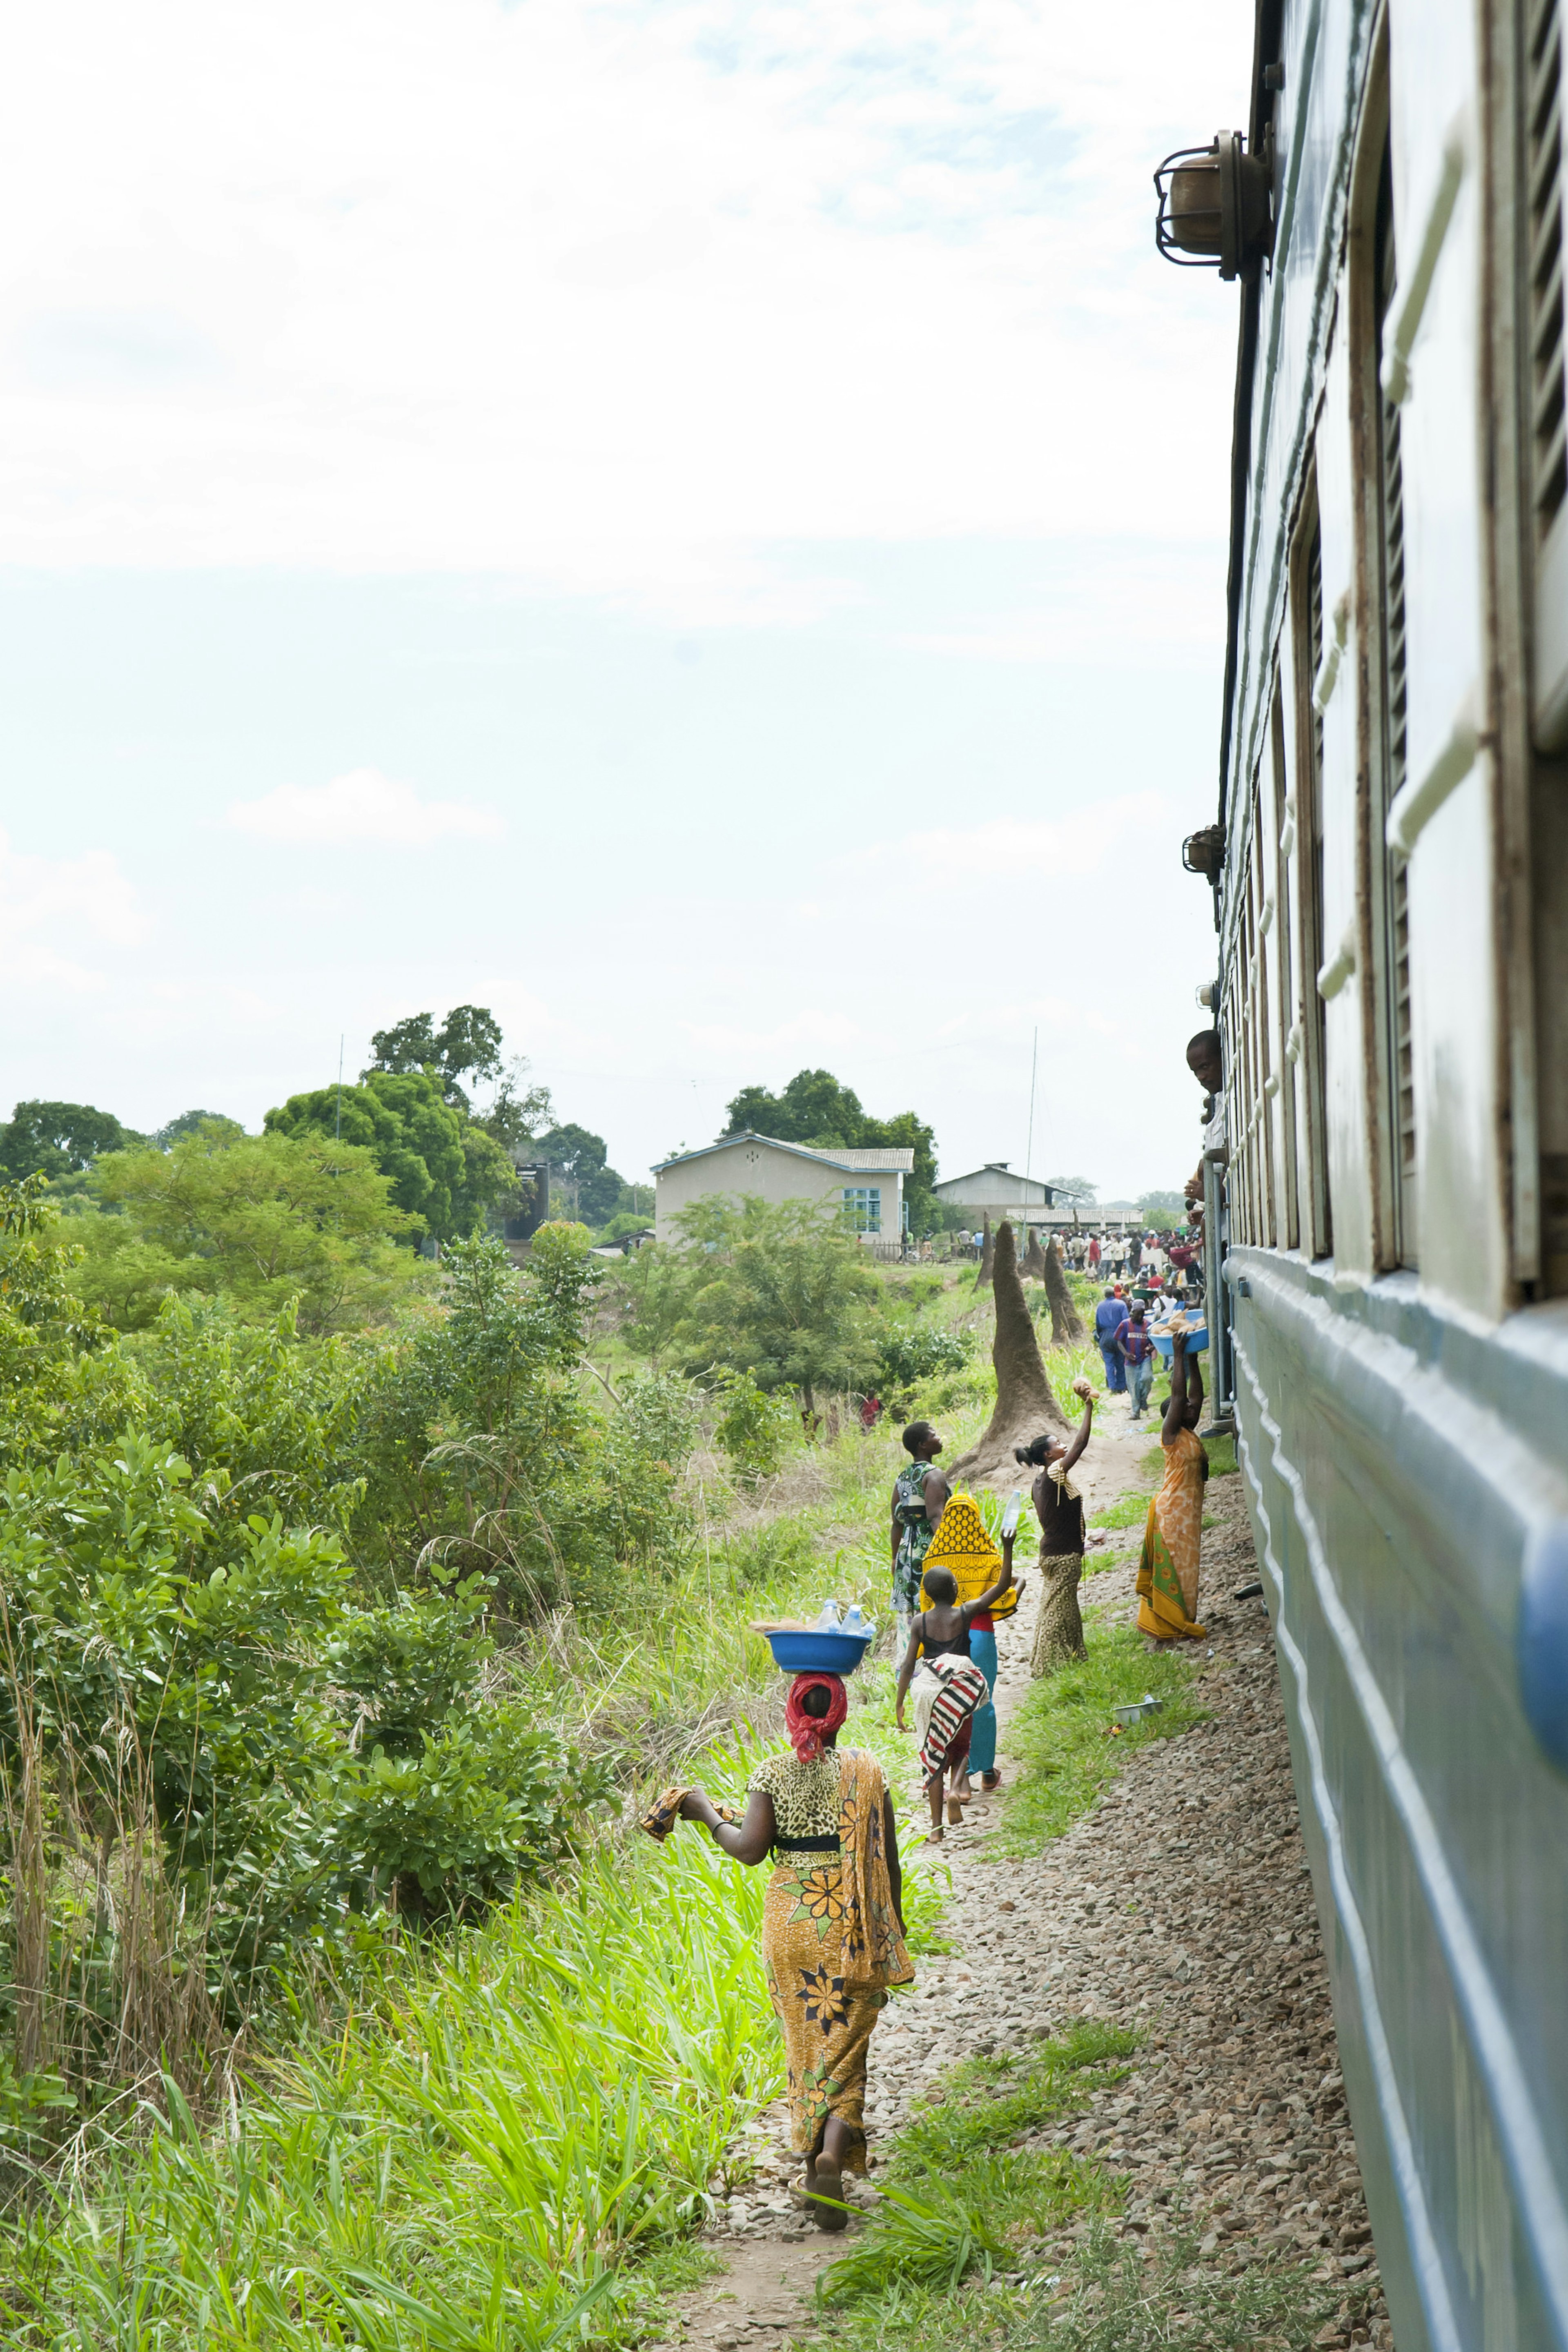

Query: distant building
left=933, top=1164, right=1065, bottom=1228
left=653, top=1132, right=915, bottom=1245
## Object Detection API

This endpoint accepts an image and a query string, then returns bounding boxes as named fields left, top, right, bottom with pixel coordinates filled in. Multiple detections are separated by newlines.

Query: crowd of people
left=642, top=1106, right=1228, bottom=2234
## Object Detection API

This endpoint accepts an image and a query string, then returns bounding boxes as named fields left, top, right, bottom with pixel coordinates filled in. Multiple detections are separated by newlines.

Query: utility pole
left=335, top=1035, right=344, bottom=1145
left=1025, top=1026, right=1038, bottom=1181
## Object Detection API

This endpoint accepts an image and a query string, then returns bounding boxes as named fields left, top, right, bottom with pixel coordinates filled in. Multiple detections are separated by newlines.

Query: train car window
left=1288, top=482, right=1333, bottom=1257
left=1371, top=130, right=1419, bottom=1267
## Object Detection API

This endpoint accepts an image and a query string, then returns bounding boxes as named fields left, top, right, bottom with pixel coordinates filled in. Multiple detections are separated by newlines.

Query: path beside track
left=662, top=1417, right=1393, bottom=2352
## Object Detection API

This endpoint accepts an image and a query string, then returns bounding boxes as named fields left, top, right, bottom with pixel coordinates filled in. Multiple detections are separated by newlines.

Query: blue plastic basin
left=1152, top=1323, right=1208, bottom=1364
left=761, top=1629, right=875, bottom=1675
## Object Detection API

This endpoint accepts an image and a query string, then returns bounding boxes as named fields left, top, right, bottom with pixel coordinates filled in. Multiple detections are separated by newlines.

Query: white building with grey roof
left=652, top=1132, right=915, bottom=1245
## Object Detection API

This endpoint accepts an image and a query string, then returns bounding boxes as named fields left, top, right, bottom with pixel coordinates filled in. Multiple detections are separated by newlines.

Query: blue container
left=757, top=1628, right=875, bottom=1675
left=1152, top=1322, right=1208, bottom=1366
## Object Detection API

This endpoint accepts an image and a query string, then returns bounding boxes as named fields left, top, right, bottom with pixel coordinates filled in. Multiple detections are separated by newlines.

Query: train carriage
left=1156, top=1, right=1568, bottom=2345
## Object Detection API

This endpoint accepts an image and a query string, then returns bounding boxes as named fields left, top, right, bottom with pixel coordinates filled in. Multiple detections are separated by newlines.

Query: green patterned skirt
left=761, top=1855, right=887, bottom=2172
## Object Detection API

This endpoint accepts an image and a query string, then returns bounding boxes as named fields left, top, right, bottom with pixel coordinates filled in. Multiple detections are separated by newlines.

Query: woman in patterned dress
left=1136, top=1328, right=1208, bottom=1641
left=889, top=1422, right=950, bottom=1655
left=670, top=1676, right=911, bottom=2229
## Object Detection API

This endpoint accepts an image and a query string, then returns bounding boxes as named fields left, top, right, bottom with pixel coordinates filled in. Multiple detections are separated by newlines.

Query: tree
left=536, top=1123, right=627, bottom=1229
left=154, top=1110, right=243, bottom=1149
left=721, top=1069, right=939, bottom=1228
left=1136, top=1190, right=1188, bottom=1229
left=0, top=1100, right=137, bottom=1181
left=670, top=1194, right=883, bottom=1424
left=267, top=1069, right=515, bottom=1242
left=365, top=1004, right=505, bottom=1110
left=477, top=1056, right=554, bottom=1157
left=950, top=1221, right=1068, bottom=1483
left=89, top=1128, right=421, bottom=1332
left=1045, top=1174, right=1098, bottom=1209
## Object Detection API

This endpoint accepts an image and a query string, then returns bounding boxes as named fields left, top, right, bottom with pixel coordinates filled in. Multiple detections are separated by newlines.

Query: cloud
left=227, top=768, right=504, bottom=849
left=0, top=827, right=146, bottom=989
left=0, top=0, right=1251, bottom=609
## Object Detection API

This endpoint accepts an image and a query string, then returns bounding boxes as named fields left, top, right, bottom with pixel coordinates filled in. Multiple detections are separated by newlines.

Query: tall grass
left=6, top=1711, right=946, bottom=2352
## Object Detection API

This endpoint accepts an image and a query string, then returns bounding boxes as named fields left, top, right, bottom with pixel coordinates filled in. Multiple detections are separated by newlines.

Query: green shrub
left=337, top=1704, right=614, bottom=1917
left=713, top=1368, right=792, bottom=1479
left=330, top=1577, right=492, bottom=1755
left=876, top=1322, right=973, bottom=1394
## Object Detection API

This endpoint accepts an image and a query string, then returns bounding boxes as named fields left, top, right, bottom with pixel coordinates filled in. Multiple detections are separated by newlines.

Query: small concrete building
left=933, top=1164, right=1066, bottom=1229
left=653, top=1132, right=915, bottom=1245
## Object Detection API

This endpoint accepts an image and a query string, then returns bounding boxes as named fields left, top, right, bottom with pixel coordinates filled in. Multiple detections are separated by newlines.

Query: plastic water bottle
left=1000, top=1491, right=1023, bottom=1539
left=842, top=1603, right=874, bottom=1637
left=814, top=1599, right=842, bottom=1632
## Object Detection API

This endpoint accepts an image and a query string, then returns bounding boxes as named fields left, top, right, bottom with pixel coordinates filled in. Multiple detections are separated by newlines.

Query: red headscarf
left=785, top=1672, right=849, bottom=1762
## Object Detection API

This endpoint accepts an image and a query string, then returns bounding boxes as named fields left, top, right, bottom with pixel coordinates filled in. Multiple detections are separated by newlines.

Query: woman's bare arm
left=1161, top=1335, right=1189, bottom=1443
left=969, top=1535, right=1021, bottom=1614
left=923, top=1467, right=951, bottom=1522
left=894, top=1620, right=924, bottom=1725
left=680, top=1787, right=775, bottom=1865
left=1061, top=1395, right=1095, bottom=1472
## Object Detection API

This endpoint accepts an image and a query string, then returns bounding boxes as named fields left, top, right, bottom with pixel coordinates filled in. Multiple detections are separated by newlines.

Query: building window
left=842, top=1187, right=882, bottom=1233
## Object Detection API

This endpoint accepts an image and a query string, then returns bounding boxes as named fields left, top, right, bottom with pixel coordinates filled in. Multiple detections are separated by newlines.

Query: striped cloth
left=911, top=1655, right=990, bottom=1789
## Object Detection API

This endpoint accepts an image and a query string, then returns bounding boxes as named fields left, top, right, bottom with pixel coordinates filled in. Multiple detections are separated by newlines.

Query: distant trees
left=0, top=1100, right=138, bottom=1181
left=1136, top=1190, right=1187, bottom=1228
left=721, top=1068, right=939, bottom=1231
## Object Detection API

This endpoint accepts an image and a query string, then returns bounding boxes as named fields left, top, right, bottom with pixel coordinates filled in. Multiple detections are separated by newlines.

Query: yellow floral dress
left=1136, top=1425, right=1207, bottom=1639
left=749, top=1747, right=912, bottom=2172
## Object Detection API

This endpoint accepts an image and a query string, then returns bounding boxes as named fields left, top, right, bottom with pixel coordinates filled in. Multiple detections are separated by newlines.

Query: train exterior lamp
left=1153, top=131, right=1274, bottom=282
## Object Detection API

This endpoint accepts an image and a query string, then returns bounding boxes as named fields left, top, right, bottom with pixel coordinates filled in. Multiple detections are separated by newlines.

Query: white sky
left=1, top=0, right=1251, bottom=1196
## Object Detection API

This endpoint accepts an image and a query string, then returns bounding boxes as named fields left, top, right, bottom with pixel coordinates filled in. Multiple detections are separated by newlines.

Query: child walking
left=894, top=1543, right=1021, bottom=1839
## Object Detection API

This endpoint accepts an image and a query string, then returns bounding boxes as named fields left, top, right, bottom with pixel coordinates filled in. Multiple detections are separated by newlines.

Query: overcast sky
left=2, top=0, right=1250, bottom=1198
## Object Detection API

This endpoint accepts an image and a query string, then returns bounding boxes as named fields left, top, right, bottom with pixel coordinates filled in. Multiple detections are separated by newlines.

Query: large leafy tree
left=364, top=1004, right=504, bottom=1111
left=266, top=1069, right=516, bottom=1242
left=0, top=1099, right=138, bottom=1180
left=670, top=1194, right=883, bottom=1420
left=721, top=1068, right=939, bottom=1230
left=87, top=1128, right=421, bottom=1332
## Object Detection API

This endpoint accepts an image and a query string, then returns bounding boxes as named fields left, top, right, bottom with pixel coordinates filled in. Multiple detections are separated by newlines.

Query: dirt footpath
left=663, top=1421, right=1392, bottom=2352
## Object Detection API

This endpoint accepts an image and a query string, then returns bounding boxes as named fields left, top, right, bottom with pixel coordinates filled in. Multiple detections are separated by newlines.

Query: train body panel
left=1182, top=0, right=1568, bottom=2340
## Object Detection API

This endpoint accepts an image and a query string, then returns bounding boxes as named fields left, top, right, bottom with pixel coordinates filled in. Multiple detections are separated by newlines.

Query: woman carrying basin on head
left=642, top=1675, right=911, bottom=2230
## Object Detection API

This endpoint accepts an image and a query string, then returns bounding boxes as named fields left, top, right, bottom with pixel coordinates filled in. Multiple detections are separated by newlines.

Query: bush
left=330, top=1577, right=492, bottom=1755
left=876, top=1323, right=973, bottom=1394
left=336, top=1704, right=615, bottom=1918
left=713, top=1367, right=792, bottom=1479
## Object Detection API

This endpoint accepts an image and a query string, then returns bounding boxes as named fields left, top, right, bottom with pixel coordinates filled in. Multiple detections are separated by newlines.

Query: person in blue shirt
left=1094, top=1286, right=1129, bottom=1392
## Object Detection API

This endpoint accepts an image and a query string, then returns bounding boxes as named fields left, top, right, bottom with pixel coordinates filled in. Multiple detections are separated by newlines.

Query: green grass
left=891, top=2022, right=1135, bottom=2175
left=1002, top=2216, right=1352, bottom=2351
left=993, top=1617, right=1207, bottom=1855
left=815, top=2024, right=1134, bottom=2314
left=1087, top=1490, right=1152, bottom=1532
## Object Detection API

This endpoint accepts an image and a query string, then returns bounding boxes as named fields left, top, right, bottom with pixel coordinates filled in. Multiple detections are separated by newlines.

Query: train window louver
left=1528, top=0, right=1568, bottom=742
left=1530, top=0, right=1567, bottom=541
left=1375, top=137, right=1418, bottom=1265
